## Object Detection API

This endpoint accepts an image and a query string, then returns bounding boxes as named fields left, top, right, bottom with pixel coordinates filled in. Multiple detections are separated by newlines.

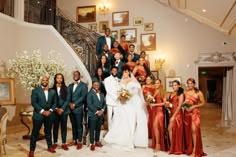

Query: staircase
left=55, top=8, right=101, bottom=76
left=23, top=0, right=101, bottom=76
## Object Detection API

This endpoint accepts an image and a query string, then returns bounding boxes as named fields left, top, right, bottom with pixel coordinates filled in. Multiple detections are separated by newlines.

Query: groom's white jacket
left=104, top=75, right=120, bottom=106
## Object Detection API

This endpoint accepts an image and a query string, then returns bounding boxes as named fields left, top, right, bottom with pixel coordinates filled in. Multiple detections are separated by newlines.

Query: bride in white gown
left=104, top=65, right=148, bottom=151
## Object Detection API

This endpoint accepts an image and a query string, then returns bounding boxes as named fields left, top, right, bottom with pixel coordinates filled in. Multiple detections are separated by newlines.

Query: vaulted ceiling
left=156, top=0, right=236, bottom=35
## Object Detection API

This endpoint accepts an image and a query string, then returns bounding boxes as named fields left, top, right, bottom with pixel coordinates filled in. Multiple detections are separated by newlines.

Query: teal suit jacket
left=125, top=53, right=140, bottom=62
left=86, top=89, right=106, bottom=119
left=31, top=87, right=57, bottom=120
left=67, top=81, right=88, bottom=113
left=96, top=36, right=115, bottom=57
left=113, top=60, right=125, bottom=79
left=55, top=87, right=70, bottom=114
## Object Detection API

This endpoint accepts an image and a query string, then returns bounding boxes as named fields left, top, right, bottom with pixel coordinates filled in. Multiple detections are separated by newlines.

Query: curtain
left=222, top=67, right=235, bottom=127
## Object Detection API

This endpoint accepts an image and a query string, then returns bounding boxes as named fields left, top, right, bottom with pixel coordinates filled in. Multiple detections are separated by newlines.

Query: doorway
left=198, top=67, right=226, bottom=105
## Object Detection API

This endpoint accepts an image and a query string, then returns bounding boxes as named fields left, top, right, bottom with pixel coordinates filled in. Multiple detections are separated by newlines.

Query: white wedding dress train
left=104, top=80, right=148, bottom=151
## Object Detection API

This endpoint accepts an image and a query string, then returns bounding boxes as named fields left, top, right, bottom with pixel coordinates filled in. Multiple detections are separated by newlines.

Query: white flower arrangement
left=7, top=50, right=67, bottom=90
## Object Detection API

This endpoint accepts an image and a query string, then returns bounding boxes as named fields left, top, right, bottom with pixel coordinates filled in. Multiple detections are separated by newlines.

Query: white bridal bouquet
left=7, top=50, right=67, bottom=90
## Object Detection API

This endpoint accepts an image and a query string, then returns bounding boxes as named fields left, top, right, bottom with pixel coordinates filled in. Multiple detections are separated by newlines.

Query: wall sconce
left=98, top=1, right=110, bottom=16
left=155, top=53, right=166, bottom=78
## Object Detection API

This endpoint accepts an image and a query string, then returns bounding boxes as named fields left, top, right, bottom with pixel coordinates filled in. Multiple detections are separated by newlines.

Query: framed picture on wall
left=151, top=70, right=158, bottom=79
left=111, top=30, right=118, bottom=40
left=165, top=77, right=182, bottom=92
left=76, top=5, right=96, bottom=23
left=99, top=21, right=109, bottom=33
left=0, top=78, right=15, bottom=105
left=133, top=17, right=143, bottom=26
left=140, top=33, right=156, bottom=51
left=120, top=28, right=137, bottom=43
left=144, top=23, right=154, bottom=31
left=88, top=23, right=97, bottom=32
left=112, top=11, right=129, bottom=27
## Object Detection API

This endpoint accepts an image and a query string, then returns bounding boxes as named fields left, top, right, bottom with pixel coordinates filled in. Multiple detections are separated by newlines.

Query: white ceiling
left=156, top=0, right=236, bottom=35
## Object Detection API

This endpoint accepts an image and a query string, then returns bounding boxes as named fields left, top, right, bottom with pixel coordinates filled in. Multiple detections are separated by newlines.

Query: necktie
left=74, top=81, right=78, bottom=85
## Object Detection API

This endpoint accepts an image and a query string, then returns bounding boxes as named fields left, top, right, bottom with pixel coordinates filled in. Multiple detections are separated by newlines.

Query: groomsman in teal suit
left=87, top=80, right=106, bottom=151
left=51, top=73, right=69, bottom=151
left=96, top=28, right=115, bottom=58
left=125, top=44, right=140, bottom=62
left=113, top=51, right=125, bottom=79
left=29, top=76, right=57, bottom=157
left=67, top=71, right=88, bottom=149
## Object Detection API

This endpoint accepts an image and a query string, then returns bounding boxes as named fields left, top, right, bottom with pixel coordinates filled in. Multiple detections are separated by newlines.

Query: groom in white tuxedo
left=104, top=66, right=120, bottom=130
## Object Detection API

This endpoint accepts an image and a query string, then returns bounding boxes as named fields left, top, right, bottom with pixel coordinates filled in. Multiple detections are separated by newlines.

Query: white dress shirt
left=115, top=59, right=120, bottom=67
left=73, top=80, right=80, bottom=92
left=105, top=36, right=111, bottom=50
left=44, top=88, right=48, bottom=101
left=57, top=87, right=61, bottom=96
left=94, top=89, right=100, bottom=101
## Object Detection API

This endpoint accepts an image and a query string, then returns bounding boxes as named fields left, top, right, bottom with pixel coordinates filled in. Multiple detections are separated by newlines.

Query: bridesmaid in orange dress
left=109, top=41, right=120, bottom=55
left=120, top=35, right=129, bottom=54
left=168, top=80, right=184, bottom=155
left=140, top=51, right=150, bottom=68
left=142, top=76, right=155, bottom=138
left=151, top=79, right=166, bottom=152
left=126, top=53, right=136, bottom=72
left=184, top=78, right=207, bottom=157
left=133, top=57, right=149, bottom=85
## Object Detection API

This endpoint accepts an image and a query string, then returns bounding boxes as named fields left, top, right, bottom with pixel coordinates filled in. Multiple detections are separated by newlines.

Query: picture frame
left=133, top=17, right=143, bottom=26
left=151, top=70, right=158, bottom=79
left=99, top=21, right=109, bottom=33
left=144, top=23, right=154, bottom=31
left=111, top=30, right=118, bottom=40
left=76, top=5, right=96, bottom=23
left=120, top=28, right=137, bottom=43
left=88, top=23, right=97, bottom=32
left=165, top=77, right=182, bottom=92
left=112, top=11, right=129, bottom=27
left=0, top=78, right=15, bottom=105
left=140, top=33, right=156, bottom=51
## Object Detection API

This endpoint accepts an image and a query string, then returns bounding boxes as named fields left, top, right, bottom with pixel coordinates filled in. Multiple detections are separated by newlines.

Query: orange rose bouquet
left=118, top=88, right=131, bottom=104
left=146, top=94, right=156, bottom=104
left=138, top=76, right=146, bottom=82
left=182, top=99, right=194, bottom=108
left=164, top=101, right=173, bottom=113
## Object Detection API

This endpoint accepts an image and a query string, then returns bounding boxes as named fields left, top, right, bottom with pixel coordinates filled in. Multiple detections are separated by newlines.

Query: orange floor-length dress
left=169, top=95, right=184, bottom=155
left=143, top=86, right=155, bottom=138
left=152, top=93, right=165, bottom=151
left=184, top=94, right=207, bottom=157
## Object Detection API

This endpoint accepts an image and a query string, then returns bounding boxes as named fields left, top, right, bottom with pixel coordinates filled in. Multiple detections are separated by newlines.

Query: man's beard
left=112, top=74, right=117, bottom=77
left=41, top=84, right=48, bottom=87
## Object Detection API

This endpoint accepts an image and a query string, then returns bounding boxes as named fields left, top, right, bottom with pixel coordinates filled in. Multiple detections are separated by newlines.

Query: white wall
left=58, top=0, right=235, bottom=85
left=0, top=13, right=91, bottom=123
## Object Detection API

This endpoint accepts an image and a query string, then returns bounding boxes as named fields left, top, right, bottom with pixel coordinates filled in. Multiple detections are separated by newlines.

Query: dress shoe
left=47, top=147, right=56, bottom=153
left=77, top=142, right=83, bottom=149
left=61, top=144, right=69, bottom=150
left=90, top=144, right=95, bottom=151
left=68, top=141, right=77, bottom=146
left=95, top=142, right=103, bottom=147
left=52, top=143, right=58, bottom=149
left=28, top=151, right=34, bottom=157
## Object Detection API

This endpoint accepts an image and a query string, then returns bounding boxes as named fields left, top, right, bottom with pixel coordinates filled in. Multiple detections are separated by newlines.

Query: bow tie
left=43, top=87, right=49, bottom=91
left=74, top=81, right=78, bottom=85
left=115, top=61, right=119, bottom=64
left=94, top=89, right=100, bottom=93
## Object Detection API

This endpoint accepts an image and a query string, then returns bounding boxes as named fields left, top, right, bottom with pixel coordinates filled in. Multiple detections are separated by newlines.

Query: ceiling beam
left=229, top=21, right=236, bottom=35
left=220, top=0, right=236, bottom=27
